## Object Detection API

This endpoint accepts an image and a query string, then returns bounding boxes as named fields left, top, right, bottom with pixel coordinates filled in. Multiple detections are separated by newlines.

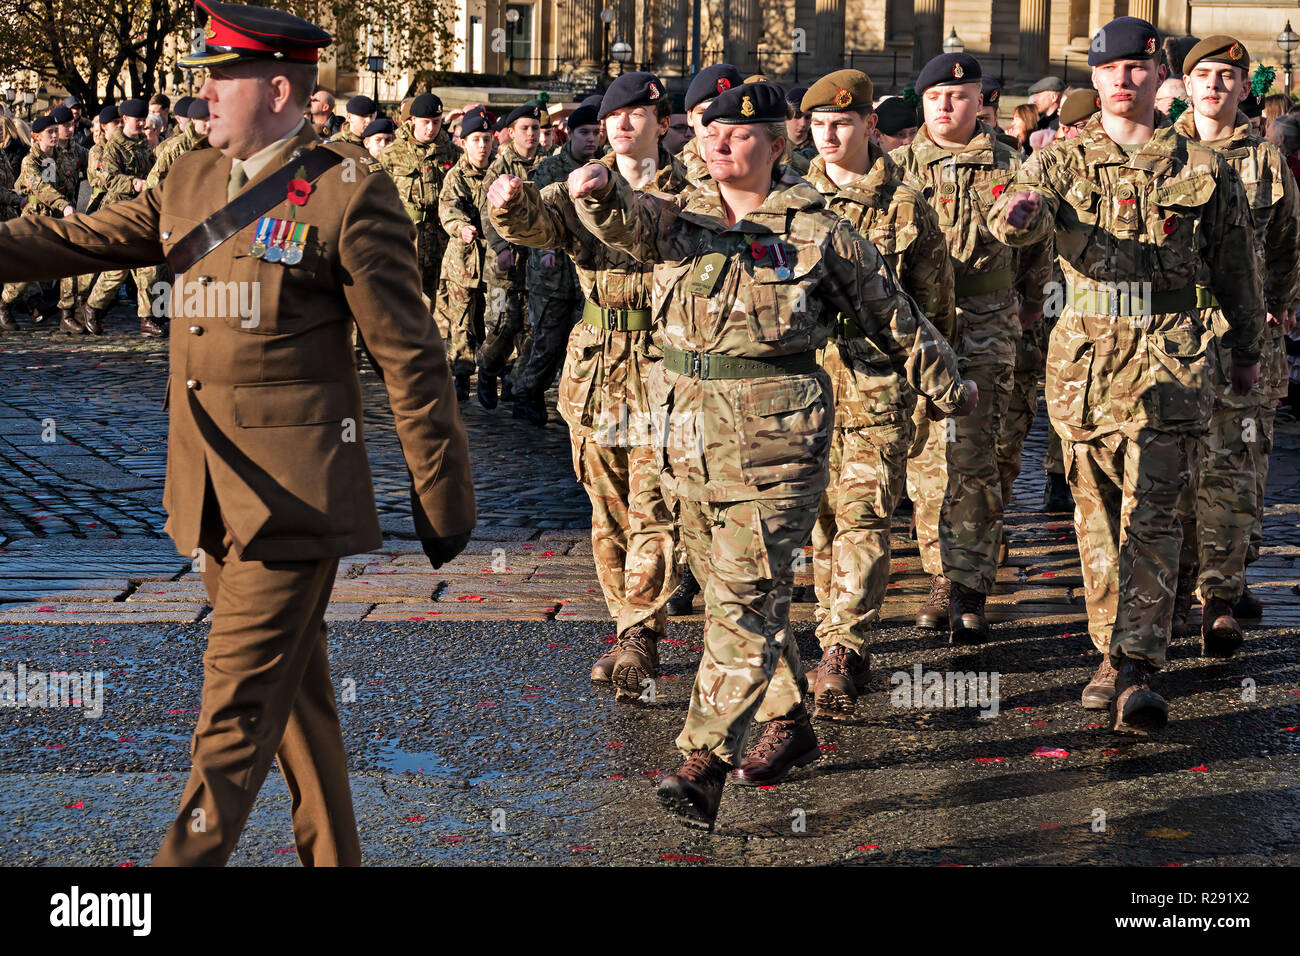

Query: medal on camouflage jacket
left=768, top=240, right=791, bottom=280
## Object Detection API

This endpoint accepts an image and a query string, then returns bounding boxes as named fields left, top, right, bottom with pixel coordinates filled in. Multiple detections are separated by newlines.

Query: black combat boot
left=1043, top=471, right=1074, bottom=513
left=477, top=370, right=498, bottom=409
left=1171, top=574, right=1195, bottom=640
left=666, top=563, right=701, bottom=616
left=454, top=373, right=471, bottom=401
left=0, top=302, right=17, bottom=331
left=1110, top=656, right=1168, bottom=735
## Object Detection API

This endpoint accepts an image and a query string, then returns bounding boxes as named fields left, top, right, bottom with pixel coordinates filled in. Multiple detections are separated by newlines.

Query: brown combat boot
left=916, top=574, right=951, bottom=630
left=807, top=644, right=870, bottom=721
left=589, top=637, right=621, bottom=683
left=0, top=302, right=17, bottom=331
left=949, top=581, right=990, bottom=644
left=139, top=314, right=166, bottom=338
left=1110, top=657, right=1168, bottom=735
left=1201, top=596, right=1243, bottom=658
left=1171, top=574, right=1195, bottom=640
left=657, top=749, right=730, bottom=830
left=611, top=624, right=659, bottom=701
left=60, top=307, right=84, bottom=335
left=1081, top=656, right=1117, bottom=709
left=81, top=302, right=105, bottom=335
left=732, top=702, right=820, bottom=786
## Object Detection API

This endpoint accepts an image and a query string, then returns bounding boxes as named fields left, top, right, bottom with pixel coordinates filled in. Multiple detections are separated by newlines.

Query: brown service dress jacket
left=0, top=123, right=475, bottom=561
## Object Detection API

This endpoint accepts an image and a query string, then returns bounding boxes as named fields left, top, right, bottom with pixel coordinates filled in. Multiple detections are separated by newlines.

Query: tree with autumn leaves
left=0, top=0, right=460, bottom=113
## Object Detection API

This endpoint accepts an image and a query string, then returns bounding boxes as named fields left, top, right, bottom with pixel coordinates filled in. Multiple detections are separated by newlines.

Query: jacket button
left=161, top=230, right=171, bottom=240
left=198, top=275, right=211, bottom=285
left=186, top=379, right=200, bottom=390
left=188, top=325, right=202, bottom=335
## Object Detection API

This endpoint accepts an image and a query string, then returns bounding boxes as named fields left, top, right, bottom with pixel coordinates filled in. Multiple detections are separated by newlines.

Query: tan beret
left=801, top=69, right=874, bottom=113
left=1183, top=35, right=1250, bottom=76
left=1059, top=88, right=1101, bottom=127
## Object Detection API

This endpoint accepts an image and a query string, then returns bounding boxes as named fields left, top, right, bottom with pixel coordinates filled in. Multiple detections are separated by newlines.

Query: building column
left=660, top=0, right=691, bottom=76
left=1128, top=0, right=1157, bottom=27
left=912, top=0, right=943, bottom=69
left=731, top=0, right=761, bottom=74
left=814, top=0, right=846, bottom=74
left=568, top=0, right=604, bottom=71
left=1017, top=0, right=1051, bottom=81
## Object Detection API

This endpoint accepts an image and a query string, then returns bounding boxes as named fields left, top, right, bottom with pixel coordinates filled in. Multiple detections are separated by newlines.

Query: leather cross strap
left=166, top=144, right=346, bottom=275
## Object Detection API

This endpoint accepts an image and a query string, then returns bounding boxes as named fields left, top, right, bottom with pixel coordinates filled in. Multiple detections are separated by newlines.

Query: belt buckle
left=691, top=351, right=703, bottom=378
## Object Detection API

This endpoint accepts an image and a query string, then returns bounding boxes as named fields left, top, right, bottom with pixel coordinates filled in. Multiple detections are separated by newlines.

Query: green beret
left=1183, top=35, right=1250, bottom=77
left=1059, top=89, right=1101, bottom=127
left=801, top=69, right=874, bottom=112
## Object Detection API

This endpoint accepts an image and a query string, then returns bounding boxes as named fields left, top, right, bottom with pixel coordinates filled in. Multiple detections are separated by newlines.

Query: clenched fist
left=568, top=164, right=609, bottom=198
left=496, top=249, right=515, bottom=272
left=460, top=224, right=478, bottom=244
left=487, top=174, right=523, bottom=209
left=1004, top=191, right=1041, bottom=229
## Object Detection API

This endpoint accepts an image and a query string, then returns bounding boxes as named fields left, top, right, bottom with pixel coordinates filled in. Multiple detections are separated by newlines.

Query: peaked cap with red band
left=179, top=0, right=332, bottom=68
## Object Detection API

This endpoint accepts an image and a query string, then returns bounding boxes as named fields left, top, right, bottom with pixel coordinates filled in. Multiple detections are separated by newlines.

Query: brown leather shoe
left=1171, top=574, right=1194, bottom=640
left=81, top=302, right=105, bottom=335
left=139, top=314, right=166, bottom=338
left=1110, top=657, right=1168, bottom=735
left=611, top=624, right=659, bottom=701
left=60, top=307, right=84, bottom=334
left=0, top=302, right=17, bottom=331
left=949, top=581, right=990, bottom=644
left=732, top=702, right=820, bottom=786
left=808, top=644, right=869, bottom=721
left=1081, top=656, right=1117, bottom=709
left=916, top=574, right=951, bottom=630
left=657, top=749, right=730, bottom=830
left=1200, top=596, right=1243, bottom=658
left=589, top=638, right=620, bottom=683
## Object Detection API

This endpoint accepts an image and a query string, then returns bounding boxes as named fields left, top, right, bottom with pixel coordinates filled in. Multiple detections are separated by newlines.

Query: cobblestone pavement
left=1, top=307, right=1298, bottom=866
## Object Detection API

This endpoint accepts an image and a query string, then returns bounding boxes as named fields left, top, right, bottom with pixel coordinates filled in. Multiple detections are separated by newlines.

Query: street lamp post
left=611, top=38, right=632, bottom=77
left=367, top=54, right=385, bottom=104
left=1278, top=20, right=1299, bottom=95
left=600, top=7, right=616, bottom=82
left=943, top=28, right=964, bottom=55
left=506, top=8, right=519, bottom=75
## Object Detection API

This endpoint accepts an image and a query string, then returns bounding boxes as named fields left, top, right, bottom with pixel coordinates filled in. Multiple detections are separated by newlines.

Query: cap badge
left=952, top=62, right=964, bottom=79
left=1230, top=42, right=1244, bottom=60
left=717, top=78, right=731, bottom=94
left=648, top=83, right=660, bottom=100
left=1145, top=36, right=1157, bottom=55
left=203, top=22, right=215, bottom=39
left=833, top=88, right=852, bottom=108
left=740, top=95, right=754, bottom=117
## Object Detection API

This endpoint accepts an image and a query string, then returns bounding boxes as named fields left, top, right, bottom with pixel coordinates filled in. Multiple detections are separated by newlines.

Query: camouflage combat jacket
left=572, top=167, right=968, bottom=501
left=787, top=139, right=818, bottom=176
left=86, top=142, right=107, bottom=196
left=491, top=148, right=689, bottom=446
left=804, top=145, right=958, bottom=428
left=988, top=114, right=1265, bottom=440
left=56, top=140, right=89, bottom=186
left=16, top=143, right=79, bottom=217
left=327, top=127, right=363, bottom=147
left=480, top=143, right=544, bottom=258
left=679, top=135, right=710, bottom=186
left=893, top=121, right=1051, bottom=356
left=524, top=141, right=587, bottom=300
left=437, top=156, right=490, bottom=288
left=380, top=124, right=449, bottom=225
left=0, top=155, right=21, bottom=221
left=96, top=130, right=153, bottom=205
left=428, top=127, right=461, bottom=173
left=1174, top=110, right=1300, bottom=402
left=145, top=124, right=207, bottom=190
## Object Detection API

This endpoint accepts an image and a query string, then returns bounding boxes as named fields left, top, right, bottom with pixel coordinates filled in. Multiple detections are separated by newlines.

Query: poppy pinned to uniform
left=1163, top=215, right=1178, bottom=235
left=992, top=184, right=1006, bottom=198
left=286, top=177, right=312, bottom=206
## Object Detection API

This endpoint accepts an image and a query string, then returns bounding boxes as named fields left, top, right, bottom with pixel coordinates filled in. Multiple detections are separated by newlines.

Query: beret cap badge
left=1145, top=36, right=1156, bottom=55
left=1230, top=42, right=1244, bottom=60
left=648, top=82, right=660, bottom=99
left=740, top=95, right=754, bottom=117
left=833, top=88, right=852, bottom=107
left=717, top=78, right=731, bottom=93
left=952, top=62, right=963, bottom=79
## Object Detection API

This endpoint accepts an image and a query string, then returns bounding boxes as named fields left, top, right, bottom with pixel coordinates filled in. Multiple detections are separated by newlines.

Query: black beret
left=785, top=86, right=809, bottom=110
left=410, top=93, right=443, bottom=118
left=567, top=104, right=600, bottom=130
left=1240, top=95, right=1262, bottom=119
left=686, top=64, right=745, bottom=111
left=873, top=96, right=920, bottom=135
left=49, top=106, right=74, bottom=124
left=802, top=69, right=873, bottom=112
left=597, top=72, right=667, bottom=120
left=580, top=94, right=604, bottom=110
left=460, top=108, right=492, bottom=137
left=119, top=98, right=148, bottom=119
left=361, top=117, right=396, bottom=139
left=346, top=95, right=377, bottom=116
left=980, top=75, right=1001, bottom=105
left=915, top=53, right=982, bottom=94
left=62, top=95, right=81, bottom=108
left=1089, top=16, right=1160, bottom=66
left=188, top=98, right=210, bottom=120
left=179, top=0, right=332, bottom=69
left=1183, top=35, right=1250, bottom=76
left=97, top=105, right=119, bottom=124
left=499, top=103, right=540, bottom=130
left=702, top=81, right=787, bottom=126
left=31, top=114, right=56, bottom=134
left=174, top=95, right=195, bottom=119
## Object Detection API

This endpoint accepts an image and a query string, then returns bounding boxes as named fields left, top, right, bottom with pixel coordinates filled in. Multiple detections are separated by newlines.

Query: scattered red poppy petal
left=45, top=743, right=64, bottom=749
left=661, top=637, right=686, bottom=646
left=974, top=756, right=1005, bottom=763
left=1188, top=764, right=1208, bottom=772
left=570, top=845, right=594, bottom=852
left=155, top=775, right=173, bottom=780
left=938, top=862, right=966, bottom=867
left=607, top=774, right=624, bottom=779
left=1041, top=571, right=1056, bottom=578
left=606, top=741, right=622, bottom=748
left=819, top=744, right=837, bottom=751
left=477, top=701, right=496, bottom=707
left=660, top=853, right=709, bottom=863
left=1038, top=823, right=1061, bottom=830
left=1033, top=747, right=1069, bottom=759
left=1033, top=721, right=1048, bottom=725
left=858, top=844, right=880, bottom=850
left=525, top=686, right=543, bottom=690
left=1015, top=706, right=1033, bottom=711
left=457, top=594, right=485, bottom=602
left=1284, top=726, right=1300, bottom=732
left=1083, top=724, right=1102, bottom=729
left=273, top=847, right=295, bottom=854
left=167, top=709, right=186, bottom=714
left=65, top=801, right=83, bottom=808
left=117, top=736, right=135, bottom=743
left=642, top=770, right=660, bottom=776
left=1101, top=748, right=1122, bottom=755
left=547, top=643, right=562, bottom=648
left=440, top=835, right=463, bottom=843
left=115, top=862, right=135, bottom=867
left=522, top=694, right=539, bottom=700
left=757, top=785, right=777, bottom=790
left=37, top=606, right=55, bottom=612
